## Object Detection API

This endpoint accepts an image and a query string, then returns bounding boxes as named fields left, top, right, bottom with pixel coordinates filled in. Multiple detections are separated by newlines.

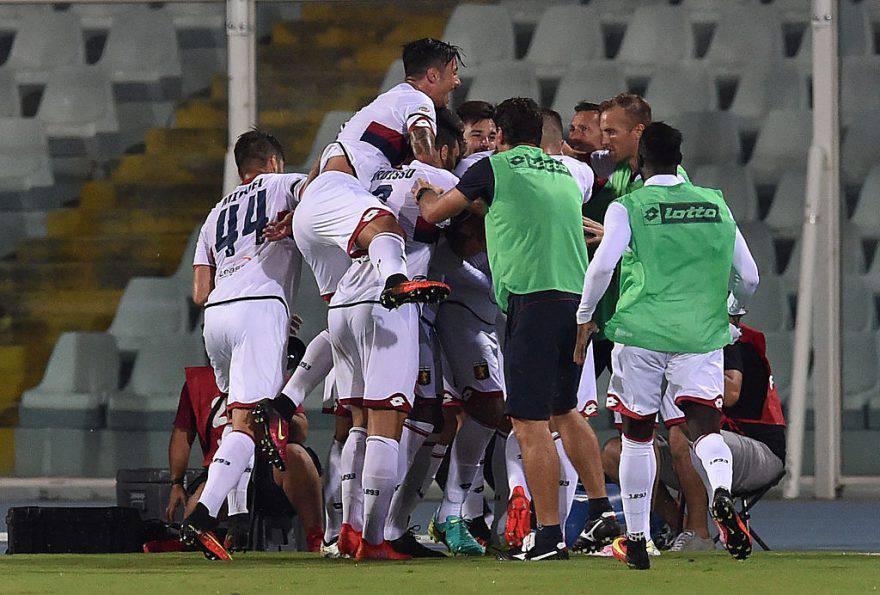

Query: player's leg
left=223, top=422, right=253, bottom=553
left=275, top=442, right=324, bottom=552
left=672, top=349, right=750, bottom=560
left=503, top=427, right=532, bottom=548
left=554, top=432, right=578, bottom=541
left=322, top=408, right=350, bottom=556
left=489, top=425, right=510, bottom=545
left=265, top=329, right=334, bottom=424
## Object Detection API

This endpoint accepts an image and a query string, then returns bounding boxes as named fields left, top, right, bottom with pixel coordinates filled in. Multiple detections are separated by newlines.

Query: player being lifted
left=327, top=109, right=464, bottom=560
left=575, top=123, right=759, bottom=570
left=181, top=131, right=306, bottom=561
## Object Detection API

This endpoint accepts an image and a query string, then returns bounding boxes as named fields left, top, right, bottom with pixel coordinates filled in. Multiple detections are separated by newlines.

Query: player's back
left=195, top=173, right=306, bottom=309
left=336, top=83, right=436, bottom=170
left=552, top=154, right=594, bottom=204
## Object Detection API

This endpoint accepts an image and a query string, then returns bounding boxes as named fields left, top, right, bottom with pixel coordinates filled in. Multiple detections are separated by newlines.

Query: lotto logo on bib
left=643, top=202, right=721, bottom=225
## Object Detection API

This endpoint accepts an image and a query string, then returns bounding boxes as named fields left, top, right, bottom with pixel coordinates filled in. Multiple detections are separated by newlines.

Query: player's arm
left=417, top=155, right=493, bottom=223
left=574, top=202, right=630, bottom=363
left=166, top=387, right=197, bottom=522
left=290, top=410, right=308, bottom=444
left=410, top=125, right=441, bottom=168
left=723, top=343, right=744, bottom=408
left=728, top=226, right=760, bottom=314
left=192, top=265, right=215, bottom=307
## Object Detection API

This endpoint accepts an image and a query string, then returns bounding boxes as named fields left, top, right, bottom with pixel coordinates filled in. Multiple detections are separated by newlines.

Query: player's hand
left=411, top=178, right=443, bottom=201
left=574, top=321, right=597, bottom=365
left=166, top=484, right=187, bottom=522
left=264, top=211, right=293, bottom=242
left=290, top=314, right=303, bottom=336
left=583, top=217, right=604, bottom=246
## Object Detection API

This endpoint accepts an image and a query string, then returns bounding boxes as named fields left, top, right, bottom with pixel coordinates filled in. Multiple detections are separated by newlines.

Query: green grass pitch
left=1, top=552, right=879, bottom=593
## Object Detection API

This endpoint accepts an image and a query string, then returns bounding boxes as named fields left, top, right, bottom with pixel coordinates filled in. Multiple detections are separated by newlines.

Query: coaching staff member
left=414, top=97, right=597, bottom=560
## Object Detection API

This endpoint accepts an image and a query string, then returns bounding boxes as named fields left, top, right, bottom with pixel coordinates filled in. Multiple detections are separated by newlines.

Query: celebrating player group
left=183, top=37, right=760, bottom=570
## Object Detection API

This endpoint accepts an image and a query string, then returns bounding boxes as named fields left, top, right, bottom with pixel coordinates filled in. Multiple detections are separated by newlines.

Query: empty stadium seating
left=692, top=165, right=759, bottom=224
left=443, top=4, right=516, bottom=67
left=465, top=61, right=539, bottom=105
left=108, top=277, right=192, bottom=353
left=524, top=5, right=604, bottom=76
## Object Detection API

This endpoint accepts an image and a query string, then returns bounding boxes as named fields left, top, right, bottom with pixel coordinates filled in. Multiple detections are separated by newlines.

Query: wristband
left=415, top=187, right=434, bottom=203
left=171, top=477, right=185, bottom=487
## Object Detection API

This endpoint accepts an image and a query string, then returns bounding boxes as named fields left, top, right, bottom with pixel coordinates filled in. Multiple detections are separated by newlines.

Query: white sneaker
left=321, top=537, right=341, bottom=558
left=668, top=531, right=715, bottom=552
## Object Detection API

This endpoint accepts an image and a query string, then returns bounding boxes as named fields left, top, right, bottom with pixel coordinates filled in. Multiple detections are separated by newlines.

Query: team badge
left=473, top=361, right=490, bottom=380
left=417, top=367, right=432, bottom=386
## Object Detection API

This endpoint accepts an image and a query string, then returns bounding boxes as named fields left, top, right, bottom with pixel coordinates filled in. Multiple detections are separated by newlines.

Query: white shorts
left=293, top=170, right=393, bottom=297
left=203, top=298, right=288, bottom=408
left=435, top=300, right=504, bottom=406
left=576, top=342, right=599, bottom=417
left=328, top=301, right=419, bottom=412
left=321, top=141, right=390, bottom=190
left=612, top=385, right=687, bottom=428
left=606, top=344, right=724, bottom=421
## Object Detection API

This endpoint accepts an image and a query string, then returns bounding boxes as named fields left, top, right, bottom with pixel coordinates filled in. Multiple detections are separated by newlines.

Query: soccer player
left=575, top=122, right=759, bottom=569
left=564, top=100, right=604, bottom=161
left=415, top=97, right=613, bottom=561
left=180, top=130, right=306, bottom=561
left=266, top=38, right=460, bottom=313
left=328, top=110, right=462, bottom=561
left=454, top=100, right=496, bottom=176
left=540, top=107, right=594, bottom=203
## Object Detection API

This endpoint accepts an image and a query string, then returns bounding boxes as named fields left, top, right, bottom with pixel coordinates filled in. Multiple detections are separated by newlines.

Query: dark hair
left=234, top=129, right=285, bottom=177
left=539, top=107, right=564, bottom=138
left=637, top=121, right=682, bottom=170
left=435, top=107, right=464, bottom=155
left=456, top=100, right=495, bottom=126
left=402, top=38, right=463, bottom=78
left=494, top=97, right=543, bottom=146
left=574, top=101, right=602, bottom=113
left=600, top=92, right=652, bottom=127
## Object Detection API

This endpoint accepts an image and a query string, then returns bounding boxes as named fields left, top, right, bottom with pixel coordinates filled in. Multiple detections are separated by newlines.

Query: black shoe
left=572, top=511, right=622, bottom=553
left=389, top=527, right=447, bottom=558
left=711, top=488, right=752, bottom=560
left=223, top=513, right=250, bottom=553
left=180, top=503, right=232, bottom=561
left=379, top=274, right=451, bottom=310
left=612, top=536, right=650, bottom=570
left=514, top=531, right=569, bottom=561
left=253, top=402, right=286, bottom=471
left=466, top=516, right=492, bottom=546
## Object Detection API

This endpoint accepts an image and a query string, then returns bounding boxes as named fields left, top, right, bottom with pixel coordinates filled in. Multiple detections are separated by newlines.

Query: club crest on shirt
left=473, top=361, right=490, bottom=380
left=417, top=367, right=432, bottom=386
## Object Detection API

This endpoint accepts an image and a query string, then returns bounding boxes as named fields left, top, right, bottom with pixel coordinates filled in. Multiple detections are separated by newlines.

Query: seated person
left=166, top=343, right=324, bottom=551
left=603, top=300, right=786, bottom=551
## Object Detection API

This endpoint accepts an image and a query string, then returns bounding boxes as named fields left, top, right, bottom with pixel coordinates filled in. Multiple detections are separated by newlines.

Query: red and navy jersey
left=174, top=366, right=227, bottom=467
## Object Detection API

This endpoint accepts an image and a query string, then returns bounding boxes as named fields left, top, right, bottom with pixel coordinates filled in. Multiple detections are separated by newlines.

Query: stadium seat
left=743, top=271, right=790, bottom=332
left=615, top=5, right=693, bottom=66
left=551, top=62, right=628, bottom=128
left=500, top=0, right=576, bottom=25
left=98, top=9, right=182, bottom=85
left=852, top=164, right=880, bottom=238
left=841, top=112, right=880, bottom=187
left=0, top=117, right=54, bottom=194
left=380, top=59, right=405, bottom=94
left=2, top=10, right=84, bottom=76
left=841, top=57, right=880, bottom=128
left=739, top=221, right=779, bottom=276
left=764, top=169, right=806, bottom=238
left=297, top=110, right=355, bottom=171
left=19, top=332, right=120, bottom=429
left=465, top=61, right=539, bottom=105
left=762, top=330, right=792, bottom=395
left=107, top=333, right=207, bottom=430
left=0, top=72, right=18, bottom=118
left=172, top=226, right=201, bottom=299
left=162, top=2, right=227, bottom=29
left=37, top=67, right=119, bottom=139
left=822, top=330, right=876, bottom=429
left=669, top=111, right=742, bottom=168
left=443, top=4, right=515, bottom=67
left=108, top=277, right=191, bottom=353
left=703, top=7, right=784, bottom=66
left=728, top=61, right=809, bottom=128
left=644, top=63, right=715, bottom=120
left=784, top=227, right=866, bottom=293
left=749, top=110, right=812, bottom=185
left=692, top=164, right=759, bottom=224
left=523, top=6, right=604, bottom=76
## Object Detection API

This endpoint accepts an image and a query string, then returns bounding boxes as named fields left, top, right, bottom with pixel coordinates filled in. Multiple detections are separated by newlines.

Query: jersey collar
left=643, top=174, right=685, bottom=187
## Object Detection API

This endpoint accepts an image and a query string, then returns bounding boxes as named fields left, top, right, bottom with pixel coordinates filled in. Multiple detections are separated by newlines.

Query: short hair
left=402, top=38, right=463, bottom=78
left=234, top=129, right=285, bottom=177
left=456, top=100, right=495, bottom=126
left=637, top=122, right=682, bottom=170
left=435, top=107, right=464, bottom=155
left=600, top=92, right=652, bottom=127
left=494, top=97, right=543, bottom=146
left=539, top=107, right=564, bottom=138
left=574, top=101, right=602, bottom=113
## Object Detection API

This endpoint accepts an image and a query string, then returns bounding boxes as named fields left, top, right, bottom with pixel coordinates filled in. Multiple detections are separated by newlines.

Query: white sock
left=226, top=452, right=253, bottom=516
left=619, top=436, right=655, bottom=540
left=693, top=432, right=733, bottom=494
left=323, top=438, right=344, bottom=542
left=462, top=461, right=486, bottom=519
left=281, top=330, right=334, bottom=407
left=198, top=431, right=255, bottom=517
left=361, top=435, right=400, bottom=545
left=555, top=434, right=577, bottom=537
left=490, top=433, right=509, bottom=539
left=368, top=231, right=407, bottom=281
left=397, top=420, right=433, bottom=485
left=385, top=439, right=434, bottom=541
left=439, top=416, right=494, bottom=520
left=420, top=442, right=448, bottom=494
left=341, top=426, right=367, bottom=532
left=505, top=431, right=531, bottom=500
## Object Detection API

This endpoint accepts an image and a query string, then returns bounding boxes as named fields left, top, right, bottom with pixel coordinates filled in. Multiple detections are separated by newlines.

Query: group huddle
left=181, top=37, right=762, bottom=570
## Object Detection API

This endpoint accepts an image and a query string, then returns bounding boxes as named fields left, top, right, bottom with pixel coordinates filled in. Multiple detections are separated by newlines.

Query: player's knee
left=334, top=415, right=353, bottom=442
left=621, top=416, right=654, bottom=442
left=357, top=214, right=405, bottom=248
left=680, top=401, right=721, bottom=439
left=602, top=437, right=622, bottom=479
left=464, top=391, right=504, bottom=427
left=668, top=424, right=692, bottom=463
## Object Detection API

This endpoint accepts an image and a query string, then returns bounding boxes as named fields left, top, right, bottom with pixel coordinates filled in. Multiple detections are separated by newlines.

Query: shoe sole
left=182, top=526, right=232, bottom=561
left=712, top=496, right=752, bottom=560
left=253, top=405, right=286, bottom=471
left=383, top=283, right=450, bottom=309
